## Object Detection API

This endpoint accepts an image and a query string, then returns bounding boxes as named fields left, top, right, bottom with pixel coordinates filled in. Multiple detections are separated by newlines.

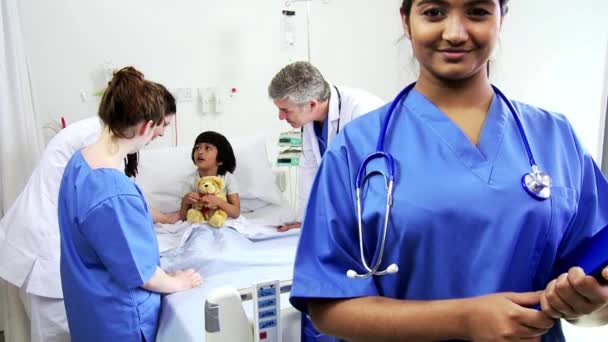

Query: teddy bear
left=186, top=175, right=228, bottom=228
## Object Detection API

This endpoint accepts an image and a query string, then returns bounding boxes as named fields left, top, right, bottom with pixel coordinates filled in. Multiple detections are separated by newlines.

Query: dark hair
left=99, top=66, right=164, bottom=139
left=124, top=153, right=139, bottom=178
left=156, top=82, right=177, bottom=115
left=125, top=82, right=177, bottom=177
left=124, top=83, right=177, bottom=178
left=400, top=0, right=509, bottom=17
left=190, top=131, right=236, bottom=175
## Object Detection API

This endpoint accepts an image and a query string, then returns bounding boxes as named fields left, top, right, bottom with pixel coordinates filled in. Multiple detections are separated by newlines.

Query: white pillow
left=240, top=198, right=271, bottom=213
left=136, top=135, right=284, bottom=213
left=229, top=135, right=283, bottom=204
left=136, top=146, right=193, bottom=212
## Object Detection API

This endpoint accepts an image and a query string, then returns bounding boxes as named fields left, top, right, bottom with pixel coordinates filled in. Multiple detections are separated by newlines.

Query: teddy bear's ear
left=212, top=176, right=225, bottom=190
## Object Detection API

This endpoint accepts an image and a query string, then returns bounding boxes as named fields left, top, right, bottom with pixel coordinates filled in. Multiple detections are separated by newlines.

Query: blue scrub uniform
left=290, top=89, right=608, bottom=341
left=58, top=151, right=160, bottom=342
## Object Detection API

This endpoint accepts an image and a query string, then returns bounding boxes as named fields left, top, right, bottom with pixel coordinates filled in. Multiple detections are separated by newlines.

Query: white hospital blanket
left=156, top=228, right=299, bottom=342
left=155, top=203, right=300, bottom=253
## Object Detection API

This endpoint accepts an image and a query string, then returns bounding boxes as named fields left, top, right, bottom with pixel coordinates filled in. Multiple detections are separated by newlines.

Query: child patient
left=179, top=131, right=241, bottom=221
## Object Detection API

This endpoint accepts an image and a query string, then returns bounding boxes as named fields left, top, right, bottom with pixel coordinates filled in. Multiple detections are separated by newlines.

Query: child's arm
left=202, top=193, right=241, bottom=218
left=224, top=193, right=240, bottom=218
left=142, top=266, right=202, bottom=294
left=179, top=192, right=201, bottom=220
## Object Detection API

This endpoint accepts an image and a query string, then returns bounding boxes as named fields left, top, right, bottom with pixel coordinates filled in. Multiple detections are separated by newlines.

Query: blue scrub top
left=59, top=151, right=160, bottom=342
left=290, top=89, right=608, bottom=342
left=314, top=118, right=329, bottom=156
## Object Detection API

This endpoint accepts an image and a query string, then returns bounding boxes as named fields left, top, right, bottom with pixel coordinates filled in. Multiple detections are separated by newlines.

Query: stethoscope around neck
left=313, top=85, right=343, bottom=152
left=346, top=82, right=552, bottom=279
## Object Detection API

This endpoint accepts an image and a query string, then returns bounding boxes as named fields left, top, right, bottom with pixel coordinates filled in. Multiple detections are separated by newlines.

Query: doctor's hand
left=171, top=268, right=203, bottom=292
left=154, top=211, right=181, bottom=224
left=465, top=292, right=554, bottom=342
left=277, top=222, right=301, bottom=232
left=539, top=266, right=608, bottom=321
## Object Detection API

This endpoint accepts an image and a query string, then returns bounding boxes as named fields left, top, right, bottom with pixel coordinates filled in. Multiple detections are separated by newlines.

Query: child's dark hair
left=190, top=131, right=236, bottom=175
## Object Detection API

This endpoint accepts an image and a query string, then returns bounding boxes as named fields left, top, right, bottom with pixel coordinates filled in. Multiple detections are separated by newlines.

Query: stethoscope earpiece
left=386, top=264, right=399, bottom=274
left=346, top=269, right=357, bottom=279
left=346, top=264, right=398, bottom=279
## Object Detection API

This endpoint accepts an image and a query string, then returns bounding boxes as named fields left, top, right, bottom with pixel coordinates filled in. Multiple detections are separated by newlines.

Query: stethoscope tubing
left=349, top=82, right=551, bottom=279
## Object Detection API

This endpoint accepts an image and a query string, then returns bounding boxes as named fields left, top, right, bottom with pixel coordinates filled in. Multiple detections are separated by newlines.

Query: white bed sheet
left=155, top=203, right=299, bottom=253
left=156, top=226, right=299, bottom=342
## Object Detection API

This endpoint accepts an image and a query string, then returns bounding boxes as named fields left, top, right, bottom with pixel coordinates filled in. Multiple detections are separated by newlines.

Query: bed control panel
left=253, top=280, right=281, bottom=342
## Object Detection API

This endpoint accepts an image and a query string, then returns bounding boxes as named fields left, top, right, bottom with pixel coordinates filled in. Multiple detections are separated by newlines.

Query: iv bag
left=281, top=10, right=296, bottom=50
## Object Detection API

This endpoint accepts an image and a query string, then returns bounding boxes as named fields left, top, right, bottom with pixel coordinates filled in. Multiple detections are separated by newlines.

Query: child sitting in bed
left=179, top=131, right=241, bottom=221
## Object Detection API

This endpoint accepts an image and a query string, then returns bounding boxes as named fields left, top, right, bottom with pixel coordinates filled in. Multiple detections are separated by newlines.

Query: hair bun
left=111, top=66, right=144, bottom=86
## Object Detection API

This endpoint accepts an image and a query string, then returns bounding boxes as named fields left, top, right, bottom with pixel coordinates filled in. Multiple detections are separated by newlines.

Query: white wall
left=491, top=0, right=608, bottom=160
left=19, top=0, right=607, bottom=158
left=15, top=0, right=409, bottom=150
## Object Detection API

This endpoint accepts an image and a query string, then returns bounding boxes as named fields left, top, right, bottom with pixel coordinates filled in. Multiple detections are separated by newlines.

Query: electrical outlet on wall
left=171, top=88, right=194, bottom=102
left=198, top=87, right=217, bottom=113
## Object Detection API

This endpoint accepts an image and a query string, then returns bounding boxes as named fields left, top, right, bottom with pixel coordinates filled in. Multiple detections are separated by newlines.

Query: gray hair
left=268, top=61, right=330, bottom=105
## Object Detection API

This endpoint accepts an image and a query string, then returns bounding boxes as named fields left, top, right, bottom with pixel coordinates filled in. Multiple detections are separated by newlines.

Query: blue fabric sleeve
left=290, top=142, right=380, bottom=314
left=555, top=125, right=608, bottom=264
left=81, top=195, right=159, bottom=288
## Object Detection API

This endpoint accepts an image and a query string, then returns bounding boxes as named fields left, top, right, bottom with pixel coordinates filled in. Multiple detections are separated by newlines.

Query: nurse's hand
left=143, top=267, right=203, bottom=294
left=277, top=222, right=301, bottom=232
left=466, top=292, right=554, bottom=341
left=539, top=266, right=608, bottom=321
left=172, top=268, right=203, bottom=292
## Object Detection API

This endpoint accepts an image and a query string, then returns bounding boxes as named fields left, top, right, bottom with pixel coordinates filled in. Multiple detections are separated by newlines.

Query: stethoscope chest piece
left=522, top=165, right=552, bottom=200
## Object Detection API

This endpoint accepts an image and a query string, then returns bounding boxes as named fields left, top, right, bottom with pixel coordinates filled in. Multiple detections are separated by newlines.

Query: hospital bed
left=154, top=221, right=302, bottom=342
left=135, top=135, right=315, bottom=342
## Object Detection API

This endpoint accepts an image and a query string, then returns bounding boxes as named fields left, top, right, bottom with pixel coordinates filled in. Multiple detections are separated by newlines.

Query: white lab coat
left=296, top=84, right=384, bottom=219
left=0, top=117, right=101, bottom=299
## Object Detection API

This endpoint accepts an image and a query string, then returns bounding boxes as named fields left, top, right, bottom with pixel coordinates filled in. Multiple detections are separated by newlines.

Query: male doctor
left=268, top=61, right=384, bottom=231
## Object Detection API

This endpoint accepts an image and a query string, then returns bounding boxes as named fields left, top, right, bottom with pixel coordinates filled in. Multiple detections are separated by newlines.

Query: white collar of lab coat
left=302, top=83, right=341, bottom=164
left=327, top=83, right=340, bottom=126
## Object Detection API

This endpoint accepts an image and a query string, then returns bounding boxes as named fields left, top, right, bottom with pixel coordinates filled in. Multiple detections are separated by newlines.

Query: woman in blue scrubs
left=290, top=1, right=608, bottom=341
left=58, top=67, right=202, bottom=342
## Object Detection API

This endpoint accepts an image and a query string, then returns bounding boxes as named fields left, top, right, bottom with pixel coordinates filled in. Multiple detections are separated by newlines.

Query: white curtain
left=0, top=0, right=43, bottom=215
left=0, top=0, right=43, bottom=337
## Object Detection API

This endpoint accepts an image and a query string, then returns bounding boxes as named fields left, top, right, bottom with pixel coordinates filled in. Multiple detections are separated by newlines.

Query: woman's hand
left=142, top=267, right=203, bottom=294
left=171, top=268, right=203, bottom=292
left=540, top=266, right=608, bottom=321
left=465, top=292, right=555, bottom=341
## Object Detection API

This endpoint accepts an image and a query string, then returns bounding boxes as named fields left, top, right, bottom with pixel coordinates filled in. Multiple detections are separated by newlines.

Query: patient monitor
left=205, top=280, right=299, bottom=342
